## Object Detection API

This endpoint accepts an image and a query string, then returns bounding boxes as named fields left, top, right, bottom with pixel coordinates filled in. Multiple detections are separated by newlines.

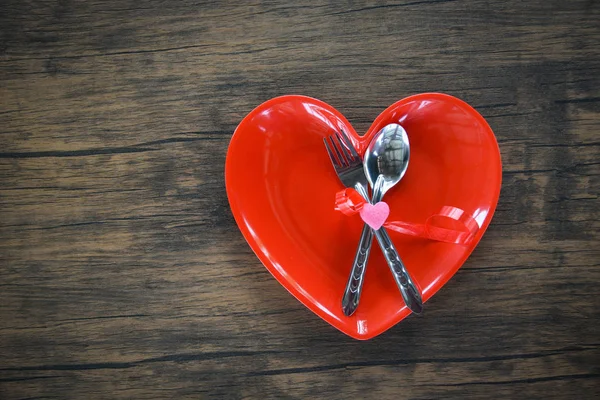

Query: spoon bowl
left=363, top=123, right=410, bottom=202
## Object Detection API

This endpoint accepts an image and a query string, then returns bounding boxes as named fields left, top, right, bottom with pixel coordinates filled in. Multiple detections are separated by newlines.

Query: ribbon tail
left=384, top=207, right=480, bottom=246
left=383, top=221, right=428, bottom=238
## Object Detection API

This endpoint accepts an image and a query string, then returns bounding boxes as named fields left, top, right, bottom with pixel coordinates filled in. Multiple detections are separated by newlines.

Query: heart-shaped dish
left=225, top=93, right=501, bottom=340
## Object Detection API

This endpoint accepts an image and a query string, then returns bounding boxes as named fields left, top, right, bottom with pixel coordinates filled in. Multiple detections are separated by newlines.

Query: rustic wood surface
left=1, top=1, right=599, bottom=399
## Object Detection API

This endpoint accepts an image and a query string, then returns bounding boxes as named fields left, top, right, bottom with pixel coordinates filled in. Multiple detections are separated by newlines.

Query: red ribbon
left=335, top=188, right=479, bottom=246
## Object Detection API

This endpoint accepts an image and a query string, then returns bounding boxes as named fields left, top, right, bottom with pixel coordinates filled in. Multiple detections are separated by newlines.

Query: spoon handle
left=342, top=183, right=374, bottom=317
left=341, top=224, right=373, bottom=316
left=374, top=227, right=423, bottom=314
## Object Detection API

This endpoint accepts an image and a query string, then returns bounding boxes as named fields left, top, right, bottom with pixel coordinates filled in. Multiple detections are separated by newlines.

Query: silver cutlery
left=324, top=125, right=423, bottom=316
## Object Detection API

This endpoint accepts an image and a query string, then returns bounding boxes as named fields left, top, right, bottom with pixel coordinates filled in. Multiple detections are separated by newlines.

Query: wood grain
left=1, top=0, right=599, bottom=398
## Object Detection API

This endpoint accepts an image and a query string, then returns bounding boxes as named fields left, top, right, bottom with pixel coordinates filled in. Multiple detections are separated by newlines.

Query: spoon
left=342, top=124, right=423, bottom=315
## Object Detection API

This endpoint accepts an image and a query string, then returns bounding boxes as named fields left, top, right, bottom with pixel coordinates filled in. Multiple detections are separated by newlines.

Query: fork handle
left=374, top=226, right=423, bottom=315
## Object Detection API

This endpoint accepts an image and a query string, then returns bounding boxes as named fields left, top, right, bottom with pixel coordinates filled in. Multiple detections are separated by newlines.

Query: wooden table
left=1, top=1, right=598, bottom=398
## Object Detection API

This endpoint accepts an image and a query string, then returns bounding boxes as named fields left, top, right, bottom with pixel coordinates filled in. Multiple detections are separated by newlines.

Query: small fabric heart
left=359, top=202, right=390, bottom=230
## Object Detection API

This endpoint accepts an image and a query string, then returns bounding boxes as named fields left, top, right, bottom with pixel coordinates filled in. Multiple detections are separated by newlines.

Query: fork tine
left=338, top=129, right=361, bottom=160
left=330, top=135, right=348, bottom=167
left=324, top=136, right=341, bottom=168
left=335, top=130, right=354, bottom=164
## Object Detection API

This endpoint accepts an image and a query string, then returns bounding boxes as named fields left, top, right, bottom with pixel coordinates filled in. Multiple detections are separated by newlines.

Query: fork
left=323, top=131, right=373, bottom=316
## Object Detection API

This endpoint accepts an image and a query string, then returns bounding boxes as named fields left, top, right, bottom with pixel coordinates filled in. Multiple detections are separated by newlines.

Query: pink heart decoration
left=360, top=202, right=390, bottom=230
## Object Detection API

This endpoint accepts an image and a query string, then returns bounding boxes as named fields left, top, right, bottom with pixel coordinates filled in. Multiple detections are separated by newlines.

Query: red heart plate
left=225, top=93, right=501, bottom=340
